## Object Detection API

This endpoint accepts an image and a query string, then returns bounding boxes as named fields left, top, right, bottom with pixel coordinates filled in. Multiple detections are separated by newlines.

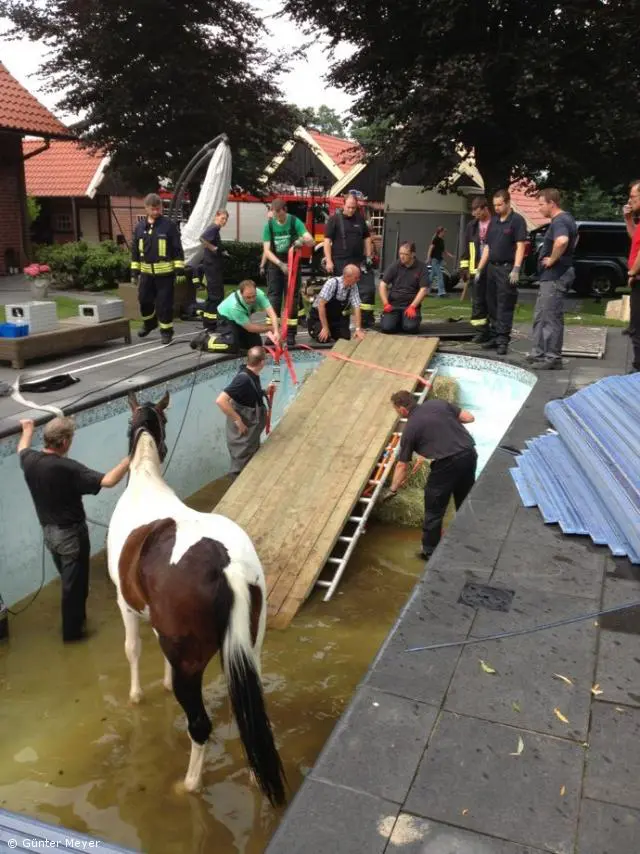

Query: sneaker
left=533, top=359, right=562, bottom=371
left=481, top=339, right=498, bottom=350
left=496, top=344, right=508, bottom=356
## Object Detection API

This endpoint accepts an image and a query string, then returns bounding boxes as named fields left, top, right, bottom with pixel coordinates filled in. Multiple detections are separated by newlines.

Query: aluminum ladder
left=315, top=366, right=439, bottom=601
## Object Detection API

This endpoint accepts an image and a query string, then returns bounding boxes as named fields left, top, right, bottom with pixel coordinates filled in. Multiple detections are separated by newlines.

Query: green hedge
left=33, top=241, right=131, bottom=291
left=221, top=241, right=263, bottom=284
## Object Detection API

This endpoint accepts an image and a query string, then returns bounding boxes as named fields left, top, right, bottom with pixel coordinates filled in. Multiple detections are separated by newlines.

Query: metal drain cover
left=458, top=582, right=515, bottom=613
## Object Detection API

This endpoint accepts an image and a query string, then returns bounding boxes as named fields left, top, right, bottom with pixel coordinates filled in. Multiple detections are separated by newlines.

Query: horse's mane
left=128, top=404, right=166, bottom=459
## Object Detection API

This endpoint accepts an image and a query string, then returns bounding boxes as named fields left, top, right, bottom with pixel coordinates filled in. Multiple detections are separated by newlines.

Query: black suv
left=523, top=221, right=630, bottom=297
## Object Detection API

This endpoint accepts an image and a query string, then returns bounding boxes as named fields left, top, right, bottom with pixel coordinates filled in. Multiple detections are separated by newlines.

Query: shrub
left=222, top=241, right=263, bottom=284
left=32, top=241, right=131, bottom=291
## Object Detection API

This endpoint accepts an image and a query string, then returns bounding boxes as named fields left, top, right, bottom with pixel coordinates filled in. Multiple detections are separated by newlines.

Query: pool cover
left=510, top=373, right=640, bottom=564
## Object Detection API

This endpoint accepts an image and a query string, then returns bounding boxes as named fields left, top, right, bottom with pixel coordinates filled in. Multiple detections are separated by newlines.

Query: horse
left=106, top=390, right=286, bottom=805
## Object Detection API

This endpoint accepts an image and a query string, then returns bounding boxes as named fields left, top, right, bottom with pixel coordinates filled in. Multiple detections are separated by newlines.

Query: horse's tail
left=220, top=564, right=286, bottom=807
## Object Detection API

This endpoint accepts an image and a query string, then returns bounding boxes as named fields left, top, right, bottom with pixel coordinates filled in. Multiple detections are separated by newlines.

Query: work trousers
left=202, top=258, right=224, bottom=331
left=226, top=401, right=267, bottom=477
left=266, top=260, right=304, bottom=341
left=380, top=308, right=421, bottom=334
left=333, top=257, right=375, bottom=328
left=423, top=448, right=477, bottom=557
left=471, top=270, right=490, bottom=337
left=138, top=273, right=175, bottom=333
left=530, top=269, right=575, bottom=362
left=199, top=318, right=263, bottom=354
left=631, top=282, right=640, bottom=370
left=43, top=522, right=91, bottom=641
left=307, top=307, right=351, bottom=342
left=486, top=262, right=517, bottom=346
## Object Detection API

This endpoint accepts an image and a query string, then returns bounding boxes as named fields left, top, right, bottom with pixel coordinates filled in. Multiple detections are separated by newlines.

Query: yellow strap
left=202, top=311, right=217, bottom=319
left=287, top=318, right=298, bottom=327
left=138, top=238, right=144, bottom=254
left=360, top=303, right=375, bottom=310
left=469, top=243, right=476, bottom=274
left=130, top=262, right=141, bottom=271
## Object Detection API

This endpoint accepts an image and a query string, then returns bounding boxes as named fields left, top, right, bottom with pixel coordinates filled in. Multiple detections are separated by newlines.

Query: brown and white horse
left=107, top=391, right=285, bottom=804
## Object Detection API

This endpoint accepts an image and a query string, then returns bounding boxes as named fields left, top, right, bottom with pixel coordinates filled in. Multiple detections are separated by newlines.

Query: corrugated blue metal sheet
left=0, top=807, right=137, bottom=852
left=510, top=373, right=640, bottom=564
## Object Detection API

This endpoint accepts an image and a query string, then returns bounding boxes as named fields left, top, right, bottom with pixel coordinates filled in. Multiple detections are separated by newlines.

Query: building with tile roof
left=0, top=61, right=75, bottom=275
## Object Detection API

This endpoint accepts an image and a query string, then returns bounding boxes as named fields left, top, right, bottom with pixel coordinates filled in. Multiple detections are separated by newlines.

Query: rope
left=296, top=343, right=432, bottom=388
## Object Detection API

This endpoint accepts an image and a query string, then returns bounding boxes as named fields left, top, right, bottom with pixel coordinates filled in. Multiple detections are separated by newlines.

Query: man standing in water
left=216, top=346, right=274, bottom=478
left=18, top=417, right=129, bottom=642
left=385, top=391, right=477, bottom=561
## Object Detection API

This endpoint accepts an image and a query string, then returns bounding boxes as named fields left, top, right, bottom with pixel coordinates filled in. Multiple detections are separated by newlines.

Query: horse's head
left=127, top=391, right=170, bottom=461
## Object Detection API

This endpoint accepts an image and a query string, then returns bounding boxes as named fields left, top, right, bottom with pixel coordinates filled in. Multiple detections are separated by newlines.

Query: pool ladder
left=315, top=367, right=439, bottom=602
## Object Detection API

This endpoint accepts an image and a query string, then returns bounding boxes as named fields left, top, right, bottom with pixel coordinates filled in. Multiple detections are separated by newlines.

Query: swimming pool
left=0, top=349, right=536, bottom=853
left=0, top=352, right=535, bottom=607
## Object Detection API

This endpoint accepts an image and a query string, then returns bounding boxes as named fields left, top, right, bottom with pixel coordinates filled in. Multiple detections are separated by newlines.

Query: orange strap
left=297, top=343, right=432, bottom=390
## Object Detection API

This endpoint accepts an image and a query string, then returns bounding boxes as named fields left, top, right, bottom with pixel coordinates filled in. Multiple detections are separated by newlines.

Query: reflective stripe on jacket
left=131, top=215, right=185, bottom=275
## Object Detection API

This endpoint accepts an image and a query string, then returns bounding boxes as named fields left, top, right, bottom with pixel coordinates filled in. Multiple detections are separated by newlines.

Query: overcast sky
left=0, top=1, right=354, bottom=124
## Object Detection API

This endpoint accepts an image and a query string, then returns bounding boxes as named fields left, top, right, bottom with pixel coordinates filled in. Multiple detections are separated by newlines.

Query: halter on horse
left=107, top=391, right=285, bottom=804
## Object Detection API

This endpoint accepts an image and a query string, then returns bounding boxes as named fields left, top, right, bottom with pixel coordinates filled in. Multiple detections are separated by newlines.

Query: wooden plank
left=214, top=333, right=439, bottom=628
left=272, top=337, right=440, bottom=627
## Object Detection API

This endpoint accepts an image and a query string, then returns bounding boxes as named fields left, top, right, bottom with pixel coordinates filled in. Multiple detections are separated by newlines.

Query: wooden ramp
left=215, top=332, right=440, bottom=629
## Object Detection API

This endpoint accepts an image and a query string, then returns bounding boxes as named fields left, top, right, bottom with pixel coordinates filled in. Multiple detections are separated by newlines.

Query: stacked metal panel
left=510, top=373, right=640, bottom=564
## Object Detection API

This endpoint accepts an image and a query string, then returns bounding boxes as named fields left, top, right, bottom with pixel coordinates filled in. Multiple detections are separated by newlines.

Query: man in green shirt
left=191, top=279, right=280, bottom=353
left=262, top=199, right=314, bottom=346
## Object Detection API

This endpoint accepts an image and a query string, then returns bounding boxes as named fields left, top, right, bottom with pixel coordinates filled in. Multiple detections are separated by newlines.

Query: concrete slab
left=584, top=702, right=640, bottom=810
left=264, top=778, right=399, bottom=854
left=428, top=532, right=504, bottom=573
left=311, top=687, right=438, bottom=803
left=405, top=712, right=585, bottom=854
left=594, top=630, right=640, bottom=708
left=446, top=586, right=598, bottom=740
left=386, top=814, right=547, bottom=853
left=492, top=540, right=606, bottom=601
left=576, top=799, right=640, bottom=854
left=444, top=498, right=518, bottom=544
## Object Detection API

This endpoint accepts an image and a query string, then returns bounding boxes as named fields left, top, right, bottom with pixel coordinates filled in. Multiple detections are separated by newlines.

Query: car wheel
left=589, top=268, right=618, bottom=299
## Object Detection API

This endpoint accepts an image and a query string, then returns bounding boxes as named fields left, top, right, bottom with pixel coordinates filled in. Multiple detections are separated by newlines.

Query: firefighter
left=130, top=193, right=185, bottom=344
left=324, top=193, right=375, bottom=327
left=199, top=209, right=230, bottom=331
left=474, top=188, right=527, bottom=355
left=191, top=279, right=280, bottom=354
left=262, top=199, right=314, bottom=346
left=307, top=264, right=366, bottom=343
left=379, top=241, right=429, bottom=334
left=459, top=196, right=493, bottom=343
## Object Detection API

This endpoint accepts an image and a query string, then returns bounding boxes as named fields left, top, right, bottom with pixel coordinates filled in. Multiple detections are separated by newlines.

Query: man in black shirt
left=215, top=346, right=274, bottom=477
left=324, top=193, right=375, bottom=327
left=18, top=417, right=130, bottom=642
left=379, top=242, right=429, bottom=334
left=199, top=209, right=230, bottom=331
left=385, top=390, right=477, bottom=560
left=475, top=189, right=528, bottom=355
left=528, top=189, right=577, bottom=370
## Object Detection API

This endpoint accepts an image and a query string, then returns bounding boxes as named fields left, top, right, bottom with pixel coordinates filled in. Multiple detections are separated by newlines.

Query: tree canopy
left=282, top=0, right=640, bottom=194
left=5, top=0, right=299, bottom=191
left=295, top=104, right=347, bottom=136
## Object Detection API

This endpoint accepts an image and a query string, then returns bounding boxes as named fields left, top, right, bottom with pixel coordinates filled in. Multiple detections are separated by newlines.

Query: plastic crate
left=0, top=323, right=29, bottom=338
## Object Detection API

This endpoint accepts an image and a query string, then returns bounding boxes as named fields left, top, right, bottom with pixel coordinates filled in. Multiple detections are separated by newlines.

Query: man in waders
left=459, top=196, right=492, bottom=342
left=307, top=264, right=366, bottom=343
left=191, top=279, right=280, bottom=353
left=385, top=391, right=477, bottom=561
left=130, top=193, right=185, bottom=344
left=474, top=189, right=527, bottom=356
left=324, top=193, right=375, bottom=327
left=262, top=199, right=314, bottom=346
left=527, top=189, right=577, bottom=370
left=18, top=417, right=130, bottom=642
left=216, top=346, right=274, bottom=478
left=199, top=209, right=229, bottom=331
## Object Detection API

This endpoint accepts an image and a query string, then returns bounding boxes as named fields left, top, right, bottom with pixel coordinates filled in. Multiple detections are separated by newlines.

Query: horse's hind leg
left=118, top=596, right=143, bottom=704
left=171, top=663, right=211, bottom=792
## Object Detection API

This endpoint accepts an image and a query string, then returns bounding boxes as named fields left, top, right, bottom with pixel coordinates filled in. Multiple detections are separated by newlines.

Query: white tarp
left=180, top=139, right=232, bottom=267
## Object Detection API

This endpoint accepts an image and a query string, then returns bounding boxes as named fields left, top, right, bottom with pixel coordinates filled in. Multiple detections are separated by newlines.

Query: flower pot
left=30, top=278, right=49, bottom=300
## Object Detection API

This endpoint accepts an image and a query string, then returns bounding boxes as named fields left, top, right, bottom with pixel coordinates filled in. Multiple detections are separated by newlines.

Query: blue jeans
left=431, top=258, right=445, bottom=296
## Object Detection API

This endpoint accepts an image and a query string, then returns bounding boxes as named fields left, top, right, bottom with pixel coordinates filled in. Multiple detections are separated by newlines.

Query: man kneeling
left=379, top=241, right=429, bottom=334
left=307, top=264, right=366, bottom=343
left=191, top=279, right=279, bottom=353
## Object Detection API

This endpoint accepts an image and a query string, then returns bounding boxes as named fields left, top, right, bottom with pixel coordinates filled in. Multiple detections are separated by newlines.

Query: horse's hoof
left=248, top=770, right=257, bottom=788
left=129, top=691, right=142, bottom=705
left=174, top=778, right=199, bottom=795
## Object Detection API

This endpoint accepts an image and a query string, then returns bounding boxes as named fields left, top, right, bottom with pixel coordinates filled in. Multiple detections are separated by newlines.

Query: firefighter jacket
left=131, top=215, right=185, bottom=277
left=459, top=218, right=488, bottom=276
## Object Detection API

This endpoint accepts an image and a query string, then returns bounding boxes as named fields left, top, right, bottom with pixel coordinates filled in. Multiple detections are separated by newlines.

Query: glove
left=175, top=274, right=186, bottom=285
left=383, top=303, right=393, bottom=313
left=221, top=250, right=230, bottom=258
left=404, top=305, right=417, bottom=319
left=509, top=266, right=520, bottom=285
left=293, top=239, right=304, bottom=250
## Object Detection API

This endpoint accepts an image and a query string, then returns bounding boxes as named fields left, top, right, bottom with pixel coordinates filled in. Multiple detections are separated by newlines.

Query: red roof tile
left=23, top=139, right=108, bottom=197
left=510, top=180, right=549, bottom=229
left=307, top=130, right=363, bottom=174
left=0, top=62, right=73, bottom=138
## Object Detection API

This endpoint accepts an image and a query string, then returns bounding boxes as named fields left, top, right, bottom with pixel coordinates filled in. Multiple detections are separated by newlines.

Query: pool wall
left=0, top=353, right=321, bottom=606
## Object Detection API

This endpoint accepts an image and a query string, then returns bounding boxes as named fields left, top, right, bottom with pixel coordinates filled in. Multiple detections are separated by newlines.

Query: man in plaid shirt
left=307, top=264, right=366, bottom=343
